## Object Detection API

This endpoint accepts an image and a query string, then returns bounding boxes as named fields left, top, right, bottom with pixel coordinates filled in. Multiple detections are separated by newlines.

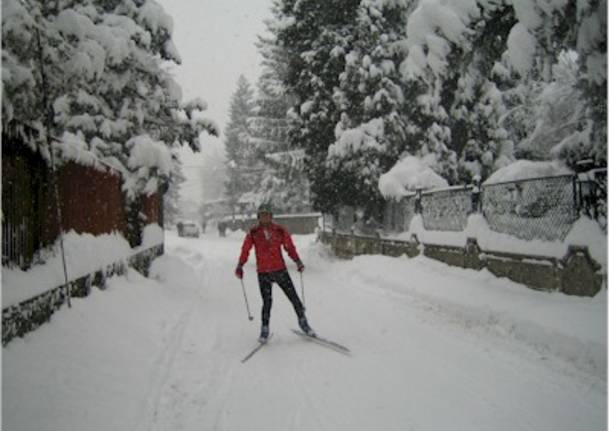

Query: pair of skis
left=241, top=330, right=351, bottom=363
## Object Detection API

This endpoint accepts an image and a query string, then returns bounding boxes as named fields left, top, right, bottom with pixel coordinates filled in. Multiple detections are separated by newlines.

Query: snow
left=506, top=23, right=538, bottom=76
left=127, top=135, right=172, bottom=176
left=2, top=225, right=164, bottom=308
left=483, top=159, right=573, bottom=185
left=139, top=223, right=165, bottom=250
left=401, top=0, right=479, bottom=79
left=393, top=214, right=607, bottom=272
left=3, top=231, right=606, bottom=430
left=328, top=118, right=386, bottom=159
left=2, top=230, right=131, bottom=307
left=379, top=155, right=449, bottom=198
left=138, top=0, right=174, bottom=35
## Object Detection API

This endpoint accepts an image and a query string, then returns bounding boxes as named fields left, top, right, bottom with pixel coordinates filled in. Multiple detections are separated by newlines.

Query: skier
left=234, top=203, right=315, bottom=342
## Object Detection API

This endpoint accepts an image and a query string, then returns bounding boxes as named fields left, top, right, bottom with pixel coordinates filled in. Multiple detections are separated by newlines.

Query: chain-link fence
left=383, top=195, right=417, bottom=234
left=481, top=175, right=578, bottom=241
left=421, top=186, right=474, bottom=232
left=323, top=169, right=607, bottom=243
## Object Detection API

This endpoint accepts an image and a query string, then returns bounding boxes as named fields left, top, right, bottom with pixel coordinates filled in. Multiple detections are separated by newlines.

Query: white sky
left=157, top=0, right=273, bottom=212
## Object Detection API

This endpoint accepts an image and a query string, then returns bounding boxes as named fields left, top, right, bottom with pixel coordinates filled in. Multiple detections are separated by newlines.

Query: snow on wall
left=483, top=159, right=573, bottom=185
left=2, top=224, right=163, bottom=308
left=391, top=213, right=607, bottom=272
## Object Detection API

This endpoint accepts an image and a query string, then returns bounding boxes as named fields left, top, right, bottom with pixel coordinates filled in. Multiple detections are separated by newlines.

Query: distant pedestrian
left=218, top=221, right=227, bottom=237
left=234, top=203, right=314, bottom=342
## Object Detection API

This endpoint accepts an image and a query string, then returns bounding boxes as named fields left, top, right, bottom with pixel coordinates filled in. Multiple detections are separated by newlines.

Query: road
left=143, top=230, right=606, bottom=431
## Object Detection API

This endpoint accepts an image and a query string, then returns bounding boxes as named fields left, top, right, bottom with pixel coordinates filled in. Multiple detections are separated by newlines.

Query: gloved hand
left=296, top=260, right=305, bottom=272
left=235, top=265, right=243, bottom=279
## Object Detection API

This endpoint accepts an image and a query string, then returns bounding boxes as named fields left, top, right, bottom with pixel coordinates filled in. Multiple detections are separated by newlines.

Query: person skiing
left=235, top=203, right=315, bottom=342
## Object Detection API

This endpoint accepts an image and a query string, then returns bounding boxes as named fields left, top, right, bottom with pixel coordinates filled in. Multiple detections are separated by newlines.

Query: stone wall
left=319, top=231, right=604, bottom=297
left=2, top=244, right=164, bottom=345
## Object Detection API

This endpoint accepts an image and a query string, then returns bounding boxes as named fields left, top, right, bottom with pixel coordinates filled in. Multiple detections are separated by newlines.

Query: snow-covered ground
left=3, top=230, right=607, bottom=430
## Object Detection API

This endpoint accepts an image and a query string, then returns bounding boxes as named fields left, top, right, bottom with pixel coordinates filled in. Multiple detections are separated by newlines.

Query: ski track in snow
left=137, top=306, right=193, bottom=431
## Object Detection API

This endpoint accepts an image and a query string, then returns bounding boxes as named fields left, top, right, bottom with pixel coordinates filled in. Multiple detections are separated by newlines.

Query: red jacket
left=238, top=222, right=301, bottom=273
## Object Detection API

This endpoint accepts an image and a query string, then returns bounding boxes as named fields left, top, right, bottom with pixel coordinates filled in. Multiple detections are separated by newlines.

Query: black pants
left=258, top=270, right=305, bottom=327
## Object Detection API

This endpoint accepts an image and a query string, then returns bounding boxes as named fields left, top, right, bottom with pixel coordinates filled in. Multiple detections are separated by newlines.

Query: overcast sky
left=157, top=0, right=273, bottom=210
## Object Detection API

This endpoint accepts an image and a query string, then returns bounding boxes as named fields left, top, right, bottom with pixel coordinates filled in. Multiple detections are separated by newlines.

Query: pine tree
left=326, top=0, right=412, bottom=215
left=274, top=0, right=361, bottom=214
left=247, top=12, right=311, bottom=214
left=223, top=75, right=257, bottom=213
left=450, top=5, right=518, bottom=182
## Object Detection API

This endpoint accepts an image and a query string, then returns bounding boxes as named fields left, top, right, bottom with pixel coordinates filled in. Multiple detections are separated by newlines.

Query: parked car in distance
left=177, top=221, right=200, bottom=238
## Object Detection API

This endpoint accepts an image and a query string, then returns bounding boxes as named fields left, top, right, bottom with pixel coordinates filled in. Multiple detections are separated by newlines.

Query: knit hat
left=257, top=203, right=273, bottom=216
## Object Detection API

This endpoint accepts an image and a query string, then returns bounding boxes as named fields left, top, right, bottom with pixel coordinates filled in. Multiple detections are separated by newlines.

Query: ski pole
left=240, top=278, right=254, bottom=321
left=300, top=272, right=306, bottom=310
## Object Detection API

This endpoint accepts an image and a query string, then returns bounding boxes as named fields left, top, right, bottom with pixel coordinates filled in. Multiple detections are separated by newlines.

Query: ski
left=241, top=333, right=273, bottom=363
left=291, top=329, right=351, bottom=356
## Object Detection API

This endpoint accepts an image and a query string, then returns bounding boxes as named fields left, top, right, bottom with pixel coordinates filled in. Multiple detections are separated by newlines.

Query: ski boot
left=259, top=325, right=270, bottom=343
left=298, top=317, right=316, bottom=337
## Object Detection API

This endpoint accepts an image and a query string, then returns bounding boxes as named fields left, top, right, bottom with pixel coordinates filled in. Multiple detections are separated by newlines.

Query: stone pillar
left=464, top=238, right=483, bottom=270
left=560, top=246, right=603, bottom=296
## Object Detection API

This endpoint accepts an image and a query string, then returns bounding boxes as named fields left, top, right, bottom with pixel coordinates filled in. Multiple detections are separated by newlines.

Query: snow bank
left=149, top=254, right=199, bottom=292
left=483, top=159, right=572, bottom=185
left=393, top=214, right=607, bottom=271
left=2, top=225, right=164, bottom=307
left=378, top=156, right=448, bottom=198
left=314, top=242, right=607, bottom=380
left=3, top=262, right=199, bottom=431
left=139, top=223, right=164, bottom=249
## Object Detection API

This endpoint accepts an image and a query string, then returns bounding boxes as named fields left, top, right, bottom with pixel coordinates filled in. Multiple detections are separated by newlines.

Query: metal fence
left=324, top=169, right=607, bottom=243
left=421, top=186, right=474, bottom=232
left=481, top=175, right=578, bottom=241
left=383, top=195, right=417, bottom=233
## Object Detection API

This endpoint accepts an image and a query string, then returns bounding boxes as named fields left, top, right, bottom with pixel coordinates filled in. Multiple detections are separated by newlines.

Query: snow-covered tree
left=326, top=0, right=415, bottom=214
left=223, top=75, right=258, bottom=213
left=2, top=0, right=218, bottom=244
left=515, top=51, right=584, bottom=160
left=400, top=0, right=606, bottom=180
left=450, top=5, right=518, bottom=182
left=246, top=11, right=311, bottom=214
left=274, top=0, right=361, bottom=213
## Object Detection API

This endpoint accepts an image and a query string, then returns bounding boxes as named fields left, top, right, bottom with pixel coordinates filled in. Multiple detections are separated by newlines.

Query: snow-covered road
left=3, top=230, right=607, bottom=430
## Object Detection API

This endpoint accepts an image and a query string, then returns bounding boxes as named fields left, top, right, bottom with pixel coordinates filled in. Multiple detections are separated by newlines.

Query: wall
left=320, top=231, right=604, bottom=297
left=2, top=136, right=163, bottom=268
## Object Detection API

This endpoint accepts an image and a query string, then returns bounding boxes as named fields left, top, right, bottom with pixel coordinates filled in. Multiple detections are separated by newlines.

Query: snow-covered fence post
left=560, top=246, right=603, bottom=296
left=414, top=189, right=423, bottom=214
left=575, top=168, right=607, bottom=231
left=470, top=177, right=482, bottom=214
